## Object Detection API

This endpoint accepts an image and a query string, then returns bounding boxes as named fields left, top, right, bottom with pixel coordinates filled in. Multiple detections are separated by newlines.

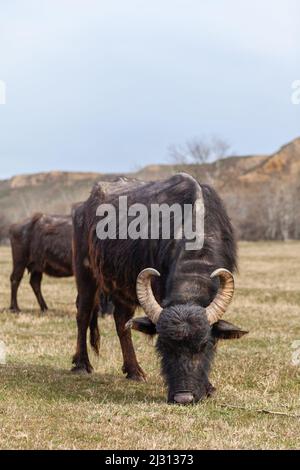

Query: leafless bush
left=169, top=135, right=232, bottom=164
left=226, top=181, right=300, bottom=241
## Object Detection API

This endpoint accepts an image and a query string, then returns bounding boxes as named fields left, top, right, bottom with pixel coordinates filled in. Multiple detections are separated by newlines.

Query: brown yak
left=9, top=213, right=73, bottom=312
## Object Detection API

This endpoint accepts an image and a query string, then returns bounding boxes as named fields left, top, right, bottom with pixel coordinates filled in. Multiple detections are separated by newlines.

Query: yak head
left=126, top=268, right=248, bottom=405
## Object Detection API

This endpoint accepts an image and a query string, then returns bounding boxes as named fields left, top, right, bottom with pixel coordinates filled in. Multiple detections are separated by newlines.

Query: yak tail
left=89, top=306, right=100, bottom=355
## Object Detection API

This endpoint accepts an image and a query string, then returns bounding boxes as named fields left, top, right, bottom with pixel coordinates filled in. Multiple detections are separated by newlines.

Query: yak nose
left=173, top=392, right=194, bottom=405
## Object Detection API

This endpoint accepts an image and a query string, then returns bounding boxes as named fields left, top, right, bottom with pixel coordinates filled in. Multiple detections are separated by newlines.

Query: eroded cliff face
left=1, top=137, right=299, bottom=241
left=238, top=138, right=300, bottom=184
left=8, top=171, right=102, bottom=189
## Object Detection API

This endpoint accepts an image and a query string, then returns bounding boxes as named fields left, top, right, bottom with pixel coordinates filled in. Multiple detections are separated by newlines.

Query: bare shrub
left=169, top=135, right=232, bottom=164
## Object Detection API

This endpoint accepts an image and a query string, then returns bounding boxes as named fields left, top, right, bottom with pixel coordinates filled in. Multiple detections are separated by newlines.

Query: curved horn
left=206, top=268, right=235, bottom=325
left=136, top=268, right=162, bottom=324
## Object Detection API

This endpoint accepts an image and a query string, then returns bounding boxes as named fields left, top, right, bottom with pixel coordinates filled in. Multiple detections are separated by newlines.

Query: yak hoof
left=123, top=364, right=147, bottom=382
left=9, top=307, right=21, bottom=314
left=71, top=363, right=93, bottom=375
left=126, top=373, right=147, bottom=382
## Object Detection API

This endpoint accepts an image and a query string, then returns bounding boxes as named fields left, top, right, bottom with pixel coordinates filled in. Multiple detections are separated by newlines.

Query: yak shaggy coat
left=72, top=174, right=247, bottom=404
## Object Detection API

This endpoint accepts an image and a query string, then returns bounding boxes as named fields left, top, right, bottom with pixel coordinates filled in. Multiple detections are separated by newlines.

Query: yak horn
left=206, top=268, right=235, bottom=325
left=136, top=268, right=162, bottom=324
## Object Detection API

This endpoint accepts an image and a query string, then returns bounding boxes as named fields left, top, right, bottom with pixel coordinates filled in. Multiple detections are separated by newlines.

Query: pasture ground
left=0, top=243, right=300, bottom=450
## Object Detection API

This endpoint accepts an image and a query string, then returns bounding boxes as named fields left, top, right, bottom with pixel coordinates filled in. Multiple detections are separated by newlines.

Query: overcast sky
left=0, top=0, right=299, bottom=178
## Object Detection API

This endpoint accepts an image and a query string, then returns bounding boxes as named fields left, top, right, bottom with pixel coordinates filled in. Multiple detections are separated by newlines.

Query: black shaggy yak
left=9, top=213, right=73, bottom=312
left=72, top=173, right=248, bottom=404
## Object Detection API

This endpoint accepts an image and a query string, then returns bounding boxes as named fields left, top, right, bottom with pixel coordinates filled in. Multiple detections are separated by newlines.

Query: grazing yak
left=72, top=173, right=248, bottom=404
left=9, top=213, right=73, bottom=312
left=9, top=212, right=113, bottom=316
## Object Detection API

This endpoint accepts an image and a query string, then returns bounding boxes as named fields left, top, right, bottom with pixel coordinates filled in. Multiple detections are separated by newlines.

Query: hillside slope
left=0, top=138, right=299, bottom=241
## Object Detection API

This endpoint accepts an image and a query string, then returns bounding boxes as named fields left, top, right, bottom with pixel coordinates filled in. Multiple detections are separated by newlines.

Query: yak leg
left=10, top=264, right=26, bottom=312
left=72, top=288, right=97, bottom=374
left=113, top=302, right=146, bottom=382
left=30, top=271, right=48, bottom=312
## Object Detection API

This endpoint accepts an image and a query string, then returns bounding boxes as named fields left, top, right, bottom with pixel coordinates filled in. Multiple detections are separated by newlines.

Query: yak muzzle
left=173, top=391, right=194, bottom=405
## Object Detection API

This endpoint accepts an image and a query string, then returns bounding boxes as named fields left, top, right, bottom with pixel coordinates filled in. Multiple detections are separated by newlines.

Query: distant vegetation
left=168, top=135, right=232, bottom=164
left=0, top=137, right=299, bottom=243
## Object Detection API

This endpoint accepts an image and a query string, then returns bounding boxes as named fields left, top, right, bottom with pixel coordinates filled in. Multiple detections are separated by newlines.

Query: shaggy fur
left=72, top=173, right=247, bottom=402
left=156, top=305, right=215, bottom=402
left=9, top=213, right=73, bottom=312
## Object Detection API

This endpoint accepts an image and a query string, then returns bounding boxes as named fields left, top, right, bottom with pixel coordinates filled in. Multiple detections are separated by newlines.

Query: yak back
left=82, top=173, right=236, bottom=308
left=10, top=213, right=73, bottom=277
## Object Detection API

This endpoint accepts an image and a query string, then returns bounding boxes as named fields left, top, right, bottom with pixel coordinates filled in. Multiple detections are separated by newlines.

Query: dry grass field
left=0, top=242, right=300, bottom=450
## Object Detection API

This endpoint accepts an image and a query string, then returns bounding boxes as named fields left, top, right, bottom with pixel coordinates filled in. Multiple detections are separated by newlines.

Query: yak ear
left=212, top=319, right=248, bottom=340
left=128, top=316, right=157, bottom=336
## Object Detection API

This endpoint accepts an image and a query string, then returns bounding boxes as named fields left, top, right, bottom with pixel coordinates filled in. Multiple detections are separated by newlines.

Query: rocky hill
left=0, top=138, right=299, bottom=241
